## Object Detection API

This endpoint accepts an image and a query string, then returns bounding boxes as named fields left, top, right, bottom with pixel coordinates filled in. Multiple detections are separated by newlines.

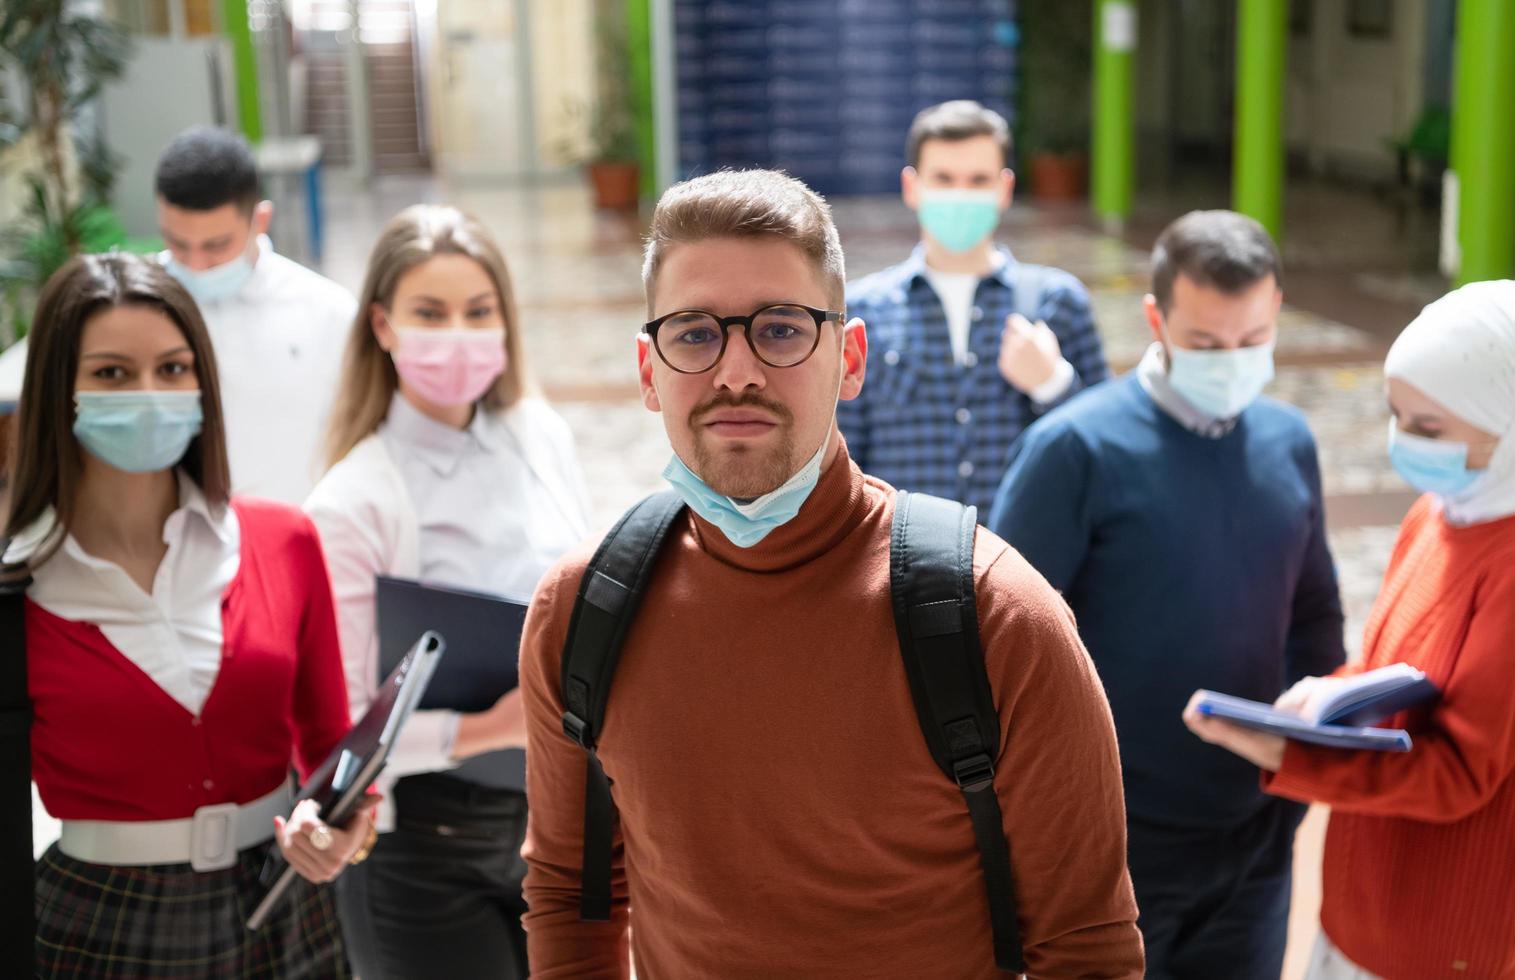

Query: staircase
left=298, top=0, right=429, bottom=174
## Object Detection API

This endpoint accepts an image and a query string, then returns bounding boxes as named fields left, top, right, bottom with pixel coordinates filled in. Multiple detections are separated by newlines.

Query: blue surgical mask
left=73, top=391, right=204, bottom=473
left=1165, top=339, right=1276, bottom=419
left=1387, top=421, right=1482, bottom=496
left=662, top=440, right=827, bottom=548
left=917, top=189, right=1001, bottom=254
left=164, top=249, right=255, bottom=304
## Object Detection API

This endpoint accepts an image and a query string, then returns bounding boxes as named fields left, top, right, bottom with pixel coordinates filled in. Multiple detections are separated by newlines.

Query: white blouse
left=305, top=393, right=590, bottom=822
left=6, top=473, right=240, bottom=715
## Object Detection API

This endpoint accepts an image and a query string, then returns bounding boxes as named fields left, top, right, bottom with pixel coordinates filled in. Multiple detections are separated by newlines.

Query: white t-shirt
left=921, top=257, right=999, bottom=368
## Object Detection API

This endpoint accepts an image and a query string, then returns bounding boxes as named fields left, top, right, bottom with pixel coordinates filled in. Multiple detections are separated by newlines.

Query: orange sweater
left=519, top=446, right=1142, bottom=978
left=1265, top=496, right=1515, bottom=979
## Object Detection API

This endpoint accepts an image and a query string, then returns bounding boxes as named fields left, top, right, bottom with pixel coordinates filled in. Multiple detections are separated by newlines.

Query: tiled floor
left=39, top=172, right=1440, bottom=978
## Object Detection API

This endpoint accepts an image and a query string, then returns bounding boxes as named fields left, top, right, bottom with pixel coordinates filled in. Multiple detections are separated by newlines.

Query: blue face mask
left=662, top=440, right=827, bottom=548
left=164, top=248, right=255, bottom=305
left=1387, top=421, right=1482, bottom=496
left=917, top=189, right=1001, bottom=254
left=1166, top=339, right=1276, bottom=419
left=73, top=391, right=204, bottom=473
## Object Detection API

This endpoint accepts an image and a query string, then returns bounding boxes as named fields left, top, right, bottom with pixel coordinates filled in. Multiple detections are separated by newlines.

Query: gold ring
left=308, top=825, right=334, bottom=852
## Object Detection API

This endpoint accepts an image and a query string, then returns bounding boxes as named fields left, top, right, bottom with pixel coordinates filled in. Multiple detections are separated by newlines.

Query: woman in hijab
left=1184, top=279, right=1515, bottom=979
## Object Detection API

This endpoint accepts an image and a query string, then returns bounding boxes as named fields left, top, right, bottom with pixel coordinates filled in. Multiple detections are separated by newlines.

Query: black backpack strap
left=559, top=491, right=685, bottom=921
left=0, top=570, right=35, bottom=973
left=890, top=492, right=1024, bottom=973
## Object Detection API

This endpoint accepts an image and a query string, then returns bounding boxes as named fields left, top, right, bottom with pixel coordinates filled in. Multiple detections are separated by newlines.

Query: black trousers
left=336, top=773, right=529, bottom=980
left=1127, top=797, right=1308, bottom=980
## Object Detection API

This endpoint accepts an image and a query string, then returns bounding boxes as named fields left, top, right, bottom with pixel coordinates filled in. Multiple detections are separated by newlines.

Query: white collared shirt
left=8, top=473, right=241, bottom=715
left=174, top=237, right=357, bottom=504
left=379, top=393, right=586, bottom=599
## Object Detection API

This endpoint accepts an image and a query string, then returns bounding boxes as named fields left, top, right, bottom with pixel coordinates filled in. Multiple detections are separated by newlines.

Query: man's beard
left=688, top=391, right=798, bottom=499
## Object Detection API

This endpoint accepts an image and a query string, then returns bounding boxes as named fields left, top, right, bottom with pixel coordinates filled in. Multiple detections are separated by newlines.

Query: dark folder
left=375, top=576, right=530, bottom=788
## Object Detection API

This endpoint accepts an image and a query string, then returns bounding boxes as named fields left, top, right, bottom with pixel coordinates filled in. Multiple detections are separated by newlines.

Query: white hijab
left=1384, top=279, right=1515, bottom=525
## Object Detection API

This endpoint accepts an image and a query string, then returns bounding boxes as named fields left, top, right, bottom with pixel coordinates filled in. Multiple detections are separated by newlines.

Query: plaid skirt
left=35, top=842, right=351, bottom=979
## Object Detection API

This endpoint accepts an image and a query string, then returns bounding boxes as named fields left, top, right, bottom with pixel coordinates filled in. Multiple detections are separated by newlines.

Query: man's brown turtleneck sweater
left=520, top=441, right=1142, bottom=978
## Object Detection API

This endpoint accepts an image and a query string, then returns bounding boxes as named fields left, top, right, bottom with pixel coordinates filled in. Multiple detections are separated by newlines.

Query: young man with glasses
left=838, top=100, right=1111, bottom=511
left=517, top=169, right=1143, bottom=978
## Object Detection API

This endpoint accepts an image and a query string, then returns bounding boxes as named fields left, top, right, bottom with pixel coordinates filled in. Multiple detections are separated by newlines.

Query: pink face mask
left=391, top=327, right=507, bottom=406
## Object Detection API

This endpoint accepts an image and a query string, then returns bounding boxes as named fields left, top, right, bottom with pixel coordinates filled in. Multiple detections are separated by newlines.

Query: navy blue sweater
left=987, top=375, right=1345, bottom=828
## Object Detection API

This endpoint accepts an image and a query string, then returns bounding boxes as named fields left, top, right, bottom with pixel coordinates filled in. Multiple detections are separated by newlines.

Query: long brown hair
left=3, top=253, right=231, bottom=576
left=324, top=205, right=532, bottom=468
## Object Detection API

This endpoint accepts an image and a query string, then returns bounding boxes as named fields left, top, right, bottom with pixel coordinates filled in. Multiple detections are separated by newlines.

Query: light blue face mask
left=73, top=390, right=204, bottom=473
left=917, top=189, right=1001, bottom=254
left=1387, top=420, right=1483, bottom=496
left=1166, top=339, right=1277, bottom=419
left=164, top=248, right=255, bottom=305
left=662, top=440, right=827, bottom=548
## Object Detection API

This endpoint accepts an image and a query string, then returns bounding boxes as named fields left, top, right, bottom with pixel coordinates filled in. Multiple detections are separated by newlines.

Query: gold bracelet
left=348, top=822, right=380, bottom=866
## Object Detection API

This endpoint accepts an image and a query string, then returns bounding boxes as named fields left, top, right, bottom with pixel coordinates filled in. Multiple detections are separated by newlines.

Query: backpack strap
left=1008, top=262, right=1051, bottom=324
left=0, top=568, right=35, bottom=973
left=889, top=492, right=1025, bottom=973
left=559, top=490, right=685, bottom=921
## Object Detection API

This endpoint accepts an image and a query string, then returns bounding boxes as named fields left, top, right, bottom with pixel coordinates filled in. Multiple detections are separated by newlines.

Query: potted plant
left=1, top=3, right=132, bottom=473
left=584, top=0, right=640, bottom=210
left=1017, top=0, right=1093, bottom=202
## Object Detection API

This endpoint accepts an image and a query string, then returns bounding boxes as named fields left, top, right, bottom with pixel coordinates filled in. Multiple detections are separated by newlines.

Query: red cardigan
left=28, top=498, right=352, bottom=822
left=1265, top=496, right=1515, bottom=978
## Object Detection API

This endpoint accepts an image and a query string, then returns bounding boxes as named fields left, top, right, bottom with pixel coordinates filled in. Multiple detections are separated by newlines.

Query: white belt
left=59, top=782, right=292, bottom=873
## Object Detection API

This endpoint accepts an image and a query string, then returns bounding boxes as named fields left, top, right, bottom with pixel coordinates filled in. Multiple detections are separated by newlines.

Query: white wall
left=1287, top=0, right=1427, bottom=181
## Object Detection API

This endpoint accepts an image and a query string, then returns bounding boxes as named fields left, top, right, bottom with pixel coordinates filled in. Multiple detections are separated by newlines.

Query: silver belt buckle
left=190, top=802, right=240, bottom=872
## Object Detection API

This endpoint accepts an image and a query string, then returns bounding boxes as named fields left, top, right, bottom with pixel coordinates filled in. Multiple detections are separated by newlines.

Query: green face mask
left=917, top=188, right=1001, bottom=253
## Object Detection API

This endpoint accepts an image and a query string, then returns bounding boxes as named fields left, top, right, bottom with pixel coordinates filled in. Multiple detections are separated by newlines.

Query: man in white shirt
left=153, top=126, right=357, bottom=502
left=839, top=100, right=1111, bottom=512
left=0, top=128, right=355, bottom=502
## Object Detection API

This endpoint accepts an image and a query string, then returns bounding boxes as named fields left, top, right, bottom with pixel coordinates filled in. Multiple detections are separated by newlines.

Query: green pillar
left=1232, top=0, right=1286, bottom=241
left=1092, top=0, right=1136, bottom=224
left=626, top=0, right=656, bottom=197
left=1450, top=0, right=1515, bottom=284
left=221, top=0, right=262, bottom=142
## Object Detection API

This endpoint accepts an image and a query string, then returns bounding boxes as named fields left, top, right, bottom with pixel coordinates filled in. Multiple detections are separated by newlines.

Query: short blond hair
left=642, top=169, right=846, bottom=314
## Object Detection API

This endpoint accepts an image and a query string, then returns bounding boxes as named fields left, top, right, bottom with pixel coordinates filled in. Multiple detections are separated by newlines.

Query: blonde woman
left=305, top=205, right=589, bottom=978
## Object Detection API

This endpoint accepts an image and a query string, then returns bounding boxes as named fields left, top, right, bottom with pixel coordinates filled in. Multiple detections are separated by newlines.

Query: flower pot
left=588, top=161, right=641, bottom=210
left=1028, top=152, right=1088, bottom=202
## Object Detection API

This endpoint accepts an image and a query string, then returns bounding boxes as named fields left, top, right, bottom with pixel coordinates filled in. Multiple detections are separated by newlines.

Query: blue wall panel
left=673, top=0, right=1020, bottom=196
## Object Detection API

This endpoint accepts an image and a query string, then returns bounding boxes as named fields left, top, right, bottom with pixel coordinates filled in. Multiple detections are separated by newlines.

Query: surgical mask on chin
left=917, top=188, right=1001, bottom=254
left=1387, top=420, right=1483, bottom=497
left=1165, top=339, right=1276, bottom=419
left=662, top=439, right=828, bottom=548
left=165, top=248, right=256, bottom=305
left=73, top=390, right=203, bottom=473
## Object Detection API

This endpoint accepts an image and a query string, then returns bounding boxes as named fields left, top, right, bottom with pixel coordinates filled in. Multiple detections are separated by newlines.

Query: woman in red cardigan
left=1185, top=280, right=1515, bottom=979
left=3, top=254, right=374, bottom=977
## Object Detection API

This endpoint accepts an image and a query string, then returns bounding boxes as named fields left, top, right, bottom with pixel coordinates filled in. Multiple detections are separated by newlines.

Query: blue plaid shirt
left=838, top=246, right=1111, bottom=513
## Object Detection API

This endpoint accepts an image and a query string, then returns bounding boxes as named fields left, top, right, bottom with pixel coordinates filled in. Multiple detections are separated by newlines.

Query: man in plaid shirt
left=839, top=101, right=1111, bottom=512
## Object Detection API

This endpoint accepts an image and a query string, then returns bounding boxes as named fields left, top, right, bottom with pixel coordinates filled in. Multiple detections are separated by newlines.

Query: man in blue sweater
left=987, top=210, right=1345, bottom=979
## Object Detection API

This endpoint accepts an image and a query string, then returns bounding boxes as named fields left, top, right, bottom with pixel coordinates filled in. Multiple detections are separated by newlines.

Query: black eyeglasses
left=644, top=303, right=844, bottom=374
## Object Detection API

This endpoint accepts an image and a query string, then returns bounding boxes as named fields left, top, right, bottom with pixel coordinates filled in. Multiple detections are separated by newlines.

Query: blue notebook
left=376, top=576, right=530, bottom=788
left=1195, top=664, right=1440, bottom=753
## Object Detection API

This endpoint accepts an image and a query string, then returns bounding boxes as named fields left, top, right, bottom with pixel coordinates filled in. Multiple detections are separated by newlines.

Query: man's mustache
left=689, top=392, right=793, bottom=427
